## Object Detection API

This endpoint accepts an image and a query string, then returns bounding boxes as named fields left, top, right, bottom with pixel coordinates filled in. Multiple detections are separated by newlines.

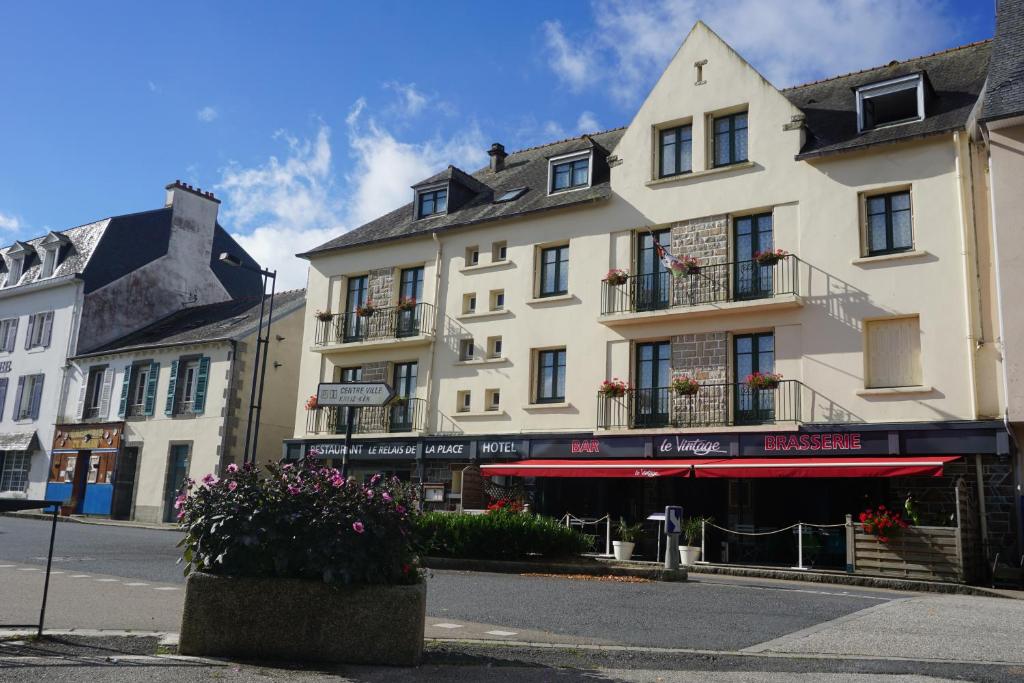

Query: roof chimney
left=488, top=143, right=507, bottom=172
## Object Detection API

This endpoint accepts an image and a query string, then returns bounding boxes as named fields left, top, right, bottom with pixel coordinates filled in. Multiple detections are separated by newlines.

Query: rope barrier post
left=605, top=514, right=611, bottom=557
left=791, top=522, right=807, bottom=570
left=700, top=519, right=706, bottom=564
left=845, top=514, right=854, bottom=573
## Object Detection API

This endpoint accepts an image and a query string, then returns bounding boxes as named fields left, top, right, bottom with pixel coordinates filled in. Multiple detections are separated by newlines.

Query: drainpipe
left=423, top=232, right=444, bottom=433
left=217, top=339, right=238, bottom=474
left=953, top=131, right=985, bottom=419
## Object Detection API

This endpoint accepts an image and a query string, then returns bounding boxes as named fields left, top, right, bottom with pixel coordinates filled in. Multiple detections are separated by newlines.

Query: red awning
left=480, top=459, right=714, bottom=478
left=692, top=456, right=961, bottom=478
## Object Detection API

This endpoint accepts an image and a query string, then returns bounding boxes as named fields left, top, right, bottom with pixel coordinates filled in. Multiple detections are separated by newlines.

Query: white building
left=0, top=181, right=265, bottom=500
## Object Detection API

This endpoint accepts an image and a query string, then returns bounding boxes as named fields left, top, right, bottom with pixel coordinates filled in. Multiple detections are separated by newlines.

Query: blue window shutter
left=193, top=356, right=210, bottom=414
left=41, top=311, right=53, bottom=348
left=165, top=360, right=179, bottom=416
left=12, top=376, right=25, bottom=419
left=144, top=361, right=159, bottom=416
left=29, top=375, right=44, bottom=420
left=0, top=378, right=7, bottom=421
left=117, top=365, right=133, bottom=417
left=24, top=315, right=35, bottom=350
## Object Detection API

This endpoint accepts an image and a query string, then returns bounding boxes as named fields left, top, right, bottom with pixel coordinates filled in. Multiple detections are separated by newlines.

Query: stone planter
left=179, top=572, right=425, bottom=666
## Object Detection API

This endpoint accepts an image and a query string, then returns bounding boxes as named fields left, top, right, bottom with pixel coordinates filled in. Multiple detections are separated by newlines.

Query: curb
left=422, top=556, right=687, bottom=582
left=0, top=510, right=180, bottom=532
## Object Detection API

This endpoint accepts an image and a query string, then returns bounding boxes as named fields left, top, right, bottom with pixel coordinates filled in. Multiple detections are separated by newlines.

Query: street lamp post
left=219, top=251, right=277, bottom=466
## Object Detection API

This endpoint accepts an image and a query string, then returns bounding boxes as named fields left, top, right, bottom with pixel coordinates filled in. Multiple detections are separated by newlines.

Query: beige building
left=54, top=290, right=305, bottom=523
left=290, top=15, right=1022, bottom=573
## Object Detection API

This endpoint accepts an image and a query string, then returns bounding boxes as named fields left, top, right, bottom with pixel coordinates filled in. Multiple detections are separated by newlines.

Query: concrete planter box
left=179, top=572, right=425, bottom=665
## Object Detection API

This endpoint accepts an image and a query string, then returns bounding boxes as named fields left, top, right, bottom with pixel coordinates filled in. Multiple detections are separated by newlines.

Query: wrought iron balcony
left=601, top=255, right=800, bottom=316
left=305, top=398, right=427, bottom=434
left=597, top=380, right=802, bottom=430
left=314, top=302, right=435, bottom=346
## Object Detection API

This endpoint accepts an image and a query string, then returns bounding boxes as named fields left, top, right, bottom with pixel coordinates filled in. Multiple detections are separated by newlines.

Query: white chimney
left=164, top=180, right=221, bottom=263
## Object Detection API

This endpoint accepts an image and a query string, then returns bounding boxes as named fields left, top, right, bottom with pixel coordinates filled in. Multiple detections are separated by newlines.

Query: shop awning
left=692, top=456, right=961, bottom=478
left=0, top=431, right=38, bottom=452
left=481, top=459, right=714, bottom=478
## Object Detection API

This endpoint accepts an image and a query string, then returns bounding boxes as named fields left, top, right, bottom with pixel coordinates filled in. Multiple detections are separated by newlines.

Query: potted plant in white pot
left=680, top=516, right=710, bottom=565
left=613, top=517, right=644, bottom=561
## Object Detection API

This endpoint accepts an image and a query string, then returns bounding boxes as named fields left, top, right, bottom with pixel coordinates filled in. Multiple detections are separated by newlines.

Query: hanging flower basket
left=670, top=373, right=700, bottom=396
left=680, top=255, right=701, bottom=275
left=598, top=378, right=631, bottom=398
left=859, top=504, right=909, bottom=543
left=396, top=297, right=417, bottom=312
left=603, top=268, right=629, bottom=286
left=753, top=249, right=788, bottom=266
left=314, top=310, right=334, bottom=322
left=304, top=395, right=319, bottom=411
left=356, top=300, right=377, bottom=318
left=745, top=371, right=783, bottom=390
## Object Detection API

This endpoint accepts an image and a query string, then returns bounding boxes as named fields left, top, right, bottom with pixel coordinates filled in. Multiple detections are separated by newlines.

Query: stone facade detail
left=368, top=268, right=394, bottom=306
left=670, top=213, right=729, bottom=264
left=361, top=361, right=390, bottom=383
left=671, top=332, right=728, bottom=381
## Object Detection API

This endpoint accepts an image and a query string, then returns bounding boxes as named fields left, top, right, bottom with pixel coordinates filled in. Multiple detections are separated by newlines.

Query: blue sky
left=0, top=0, right=995, bottom=288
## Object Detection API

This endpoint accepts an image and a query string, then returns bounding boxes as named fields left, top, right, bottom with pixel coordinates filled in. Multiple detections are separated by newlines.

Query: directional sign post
left=316, top=382, right=396, bottom=478
left=664, top=505, right=683, bottom=570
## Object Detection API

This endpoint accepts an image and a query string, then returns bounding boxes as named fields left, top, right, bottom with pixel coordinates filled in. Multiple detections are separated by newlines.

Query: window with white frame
left=492, top=241, right=507, bottom=262
left=459, top=339, right=475, bottom=361
left=14, top=374, right=44, bottom=421
left=457, top=390, right=471, bottom=413
left=0, top=318, right=17, bottom=352
left=40, top=248, right=57, bottom=278
left=856, top=74, right=925, bottom=132
left=82, top=366, right=108, bottom=419
left=549, top=152, right=591, bottom=193
left=490, top=289, right=505, bottom=311
left=0, top=452, right=31, bottom=493
left=5, top=257, right=23, bottom=287
left=25, top=311, right=53, bottom=349
left=486, top=388, right=501, bottom=411
left=865, top=316, right=922, bottom=388
left=488, top=336, right=503, bottom=358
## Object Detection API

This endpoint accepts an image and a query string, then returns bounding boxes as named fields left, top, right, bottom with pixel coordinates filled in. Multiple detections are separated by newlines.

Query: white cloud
left=197, top=106, right=219, bottom=123
left=384, top=82, right=429, bottom=117
left=147, top=81, right=160, bottom=93
left=542, top=120, right=566, bottom=139
left=218, top=102, right=488, bottom=289
left=546, top=0, right=963, bottom=106
left=577, top=111, right=601, bottom=133
left=0, top=211, right=22, bottom=232
left=542, top=20, right=595, bottom=91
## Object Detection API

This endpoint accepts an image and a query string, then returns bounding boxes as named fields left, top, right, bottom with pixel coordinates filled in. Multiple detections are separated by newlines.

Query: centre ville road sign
left=317, top=382, right=396, bottom=407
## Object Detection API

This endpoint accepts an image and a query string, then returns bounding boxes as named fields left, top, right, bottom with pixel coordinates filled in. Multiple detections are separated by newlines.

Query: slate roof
left=982, top=0, right=1024, bottom=122
left=300, top=129, right=624, bottom=256
left=784, top=40, right=992, bottom=160
left=76, top=289, right=307, bottom=357
left=0, top=218, right=108, bottom=289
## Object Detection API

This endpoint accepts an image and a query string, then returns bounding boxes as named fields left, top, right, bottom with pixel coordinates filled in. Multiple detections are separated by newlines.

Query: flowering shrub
left=680, top=255, right=701, bottom=275
left=414, top=509, right=593, bottom=559
left=599, top=378, right=631, bottom=398
left=670, top=373, right=700, bottom=396
left=486, top=498, right=524, bottom=513
left=753, top=248, right=788, bottom=266
left=177, top=460, right=420, bottom=585
left=603, top=268, right=629, bottom=286
left=314, top=309, right=334, bottom=322
left=746, top=371, right=783, bottom=390
left=396, top=296, right=417, bottom=312
left=355, top=300, right=376, bottom=317
left=304, top=394, right=319, bottom=411
left=859, top=504, right=909, bottom=543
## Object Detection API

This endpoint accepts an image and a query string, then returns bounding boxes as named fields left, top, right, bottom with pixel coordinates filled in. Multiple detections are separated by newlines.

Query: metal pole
left=38, top=507, right=58, bottom=637
left=341, top=407, right=354, bottom=480
left=701, top=519, right=706, bottom=563
left=242, top=275, right=268, bottom=464
left=248, top=271, right=276, bottom=465
left=605, top=515, right=611, bottom=557
left=792, top=522, right=807, bottom=570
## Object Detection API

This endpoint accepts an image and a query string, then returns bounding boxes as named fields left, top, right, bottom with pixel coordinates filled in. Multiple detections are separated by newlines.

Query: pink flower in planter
left=330, top=474, right=344, bottom=488
left=227, top=481, right=238, bottom=492
left=370, top=474, right=382, bottom=484
left=287, top=484, right=301, bottom=496
left=202, top=474, right=219, bottom=487
left=382, top=492, right=392, bottom=502
left=177, top=508, right=185, bottom=520
left=365, top=489, right=374, bottom=499
left=352, top=521, right=365, bottom=534
left=396, top=504, right=406, bottom=515
left=173, top=494, right=187, bottom=510
left=226, top=463, right=239, bottom=474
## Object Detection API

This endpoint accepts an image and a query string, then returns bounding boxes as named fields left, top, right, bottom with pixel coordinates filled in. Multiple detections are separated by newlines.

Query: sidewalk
left=0, top=510, right=179, bottom=532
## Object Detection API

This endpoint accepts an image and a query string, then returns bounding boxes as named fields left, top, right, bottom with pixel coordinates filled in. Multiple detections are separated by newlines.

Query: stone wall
left=361, top=361, right=390, bottom=383
left=671, top=332, right=728, bottom=381
left=670, top=213, right=729, bottom=264
left=368, top=268, right=394, bottom=306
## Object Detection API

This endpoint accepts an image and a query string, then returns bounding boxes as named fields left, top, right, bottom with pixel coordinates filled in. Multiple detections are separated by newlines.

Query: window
left=25, top=311, right=53, bottom=349
left=488, top=336, right=503, bottom=358
left=40, top=248, right=56, bottom=278
left=713, top=112, right=748, bottom=167
left=492, top=241, right=507, bottom=262
left=495, top=187, right=527, bottom=203
left=182, top=361, right=200, bottom=407
left=166, top=356, right=209, bottom=416
left=490, top=290, right=505, bottom=311
left=486, top=388, right=501, bottom=411
left=83, top=366, right=107, bottom=419
left=124, top=362, right=158, bottom=417
left=857, top=74, right=924, bottom=132
left=466, top=246, right=480, bottom=266
left=344, top=275, right=368, bottom=341
left=865, top=317, right=922, bottom=388
left=549, top=153, right=590, bottom=193
left=417, top=187, right=448, bottom=218
left=0, top=452, right=31, bottom=493
left=539, top=244, right=569, bottom=297
left=457, top=390, right=471, bottom=413
left=5, top=257, right=23, bottom=287
left=459, top=339, right=475, bottom=361
left=0, top=318, right=17, bottom=352
left=13, top=374, right=44, bottom=421
left=865, top=191, right=912, bottom=255
left=659, top=124, right=692, bottom=177
left=463, top=294, right=477, bottom=314
left=535, top=348, right=566, bottom=403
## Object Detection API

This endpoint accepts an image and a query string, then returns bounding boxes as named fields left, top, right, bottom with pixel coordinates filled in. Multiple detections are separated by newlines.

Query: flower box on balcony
left=603, top=268, right=629, bottom=286
left=314, top=310, right=334, bottom=322
left=356, top=301, right=377, bottom=318
left=680, top=255, right=701, bottom=276
left=753, top=249, right=788, bottom=266
left=598, top=378, right=630, bottom=398
left=671, top=374, right=700, bottom=396
left=745, top=372, right=783, bottom=390
left=396, top=297, right=417, bottom=312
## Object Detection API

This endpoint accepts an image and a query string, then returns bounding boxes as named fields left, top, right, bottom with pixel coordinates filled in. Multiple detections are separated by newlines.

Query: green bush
left=414, top=510, right=594, bottom=560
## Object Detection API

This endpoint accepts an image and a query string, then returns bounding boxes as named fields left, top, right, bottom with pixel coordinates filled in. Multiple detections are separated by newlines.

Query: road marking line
left=70, top=575, right=91, bottom=578
left=95, top=578, right=120, bottom=582
left=485, top=630, right=518, bottom=636
left=0, top=564, right=16, bottom=568
left=16, top=567, right=40, bottom=571
left=50, top=571, right=65, bottom=574
left=432, top=623, right=464, bottom=629
left=152, top=586, right=179, bottom=591
left=124, top=582, right=149, bottom=587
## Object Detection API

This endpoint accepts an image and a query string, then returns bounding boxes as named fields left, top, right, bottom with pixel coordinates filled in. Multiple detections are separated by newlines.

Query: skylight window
left=857, top=74, right=925, bottom=132
left=495, top=187, right=527, bottom=203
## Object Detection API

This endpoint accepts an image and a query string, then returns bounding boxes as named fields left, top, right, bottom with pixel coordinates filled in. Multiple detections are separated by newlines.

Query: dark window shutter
left=193, top=356, right=210, bottom=414
left=165, top=360, right=179, bottom=416
left=6, top=318, right=16, bottom=352
left=41, top=311, right=53, bottom=348
left=0, top=378, right=7, bottom=421
left=29, top=375, right=44, bottom=420
left=24, top=315, right=36, bottom=350
left=144, top=361, right=160, bottom=416
left=12, top=376, right=25, bottom=419
left=117, top=365, right=133, bottom=417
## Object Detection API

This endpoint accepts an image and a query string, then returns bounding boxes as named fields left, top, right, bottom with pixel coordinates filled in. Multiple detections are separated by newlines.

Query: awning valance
left=482, top=456, right=961, bottom=479
left=0, top=431, right=38, bottom=452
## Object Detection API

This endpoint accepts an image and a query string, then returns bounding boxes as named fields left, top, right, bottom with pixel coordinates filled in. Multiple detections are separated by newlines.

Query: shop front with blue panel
left=47, top=423, right=124, bottom=515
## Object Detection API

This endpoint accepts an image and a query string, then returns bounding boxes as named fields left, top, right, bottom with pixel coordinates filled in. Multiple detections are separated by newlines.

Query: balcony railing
left=601, top=255, right=799, bottom=316
left=314, top=302, right=435, bottom=346
left=597, top=380, right=802, bottom=430
left=305, top=398, right=427, bottom=434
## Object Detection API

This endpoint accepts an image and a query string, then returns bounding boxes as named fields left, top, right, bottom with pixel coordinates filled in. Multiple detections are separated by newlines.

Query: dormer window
left=417, top=186, right=448, bottom=219
left=5, top=257, right=23, bottom=287
left=40, top=248, right=57, bottom=278
left=549, top=152, right=591, bottom=194
left=857, top=74, right=925, bottom=132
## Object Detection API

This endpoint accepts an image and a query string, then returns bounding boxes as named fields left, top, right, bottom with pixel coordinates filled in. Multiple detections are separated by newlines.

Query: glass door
left=734, top=213, right=773, bottom=300
left=390, top=362, right=418, bottom=432
left=396, top=267, right=424, bottom=337
left=636, top=230, right=671, bottom=311
left=162, top=445, right=190, bottom=523
left=344, top=275, right=368, bottom=342
left=635, top=341, right=670, bottom=427
left=734, top=333, right=775, bottom=424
